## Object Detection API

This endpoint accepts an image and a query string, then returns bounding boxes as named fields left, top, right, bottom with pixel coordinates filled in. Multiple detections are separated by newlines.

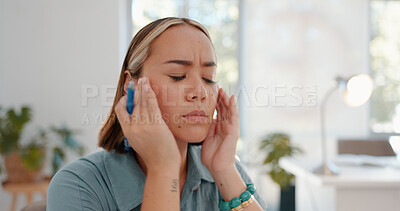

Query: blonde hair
left=98, top=17, right=212, bottom=153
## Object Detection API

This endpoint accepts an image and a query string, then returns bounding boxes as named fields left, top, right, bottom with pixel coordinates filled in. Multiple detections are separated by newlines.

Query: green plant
left=0, top=105, right=85, bottom=176
left=49, top=125, right=85, bottom=175
left=0, top=105, right=34, bottom=173
left=260, top=133, right=302, bottom=189
left=19, top=129, right=47, bottom=171
left=0, top=106, right=32, bottom=155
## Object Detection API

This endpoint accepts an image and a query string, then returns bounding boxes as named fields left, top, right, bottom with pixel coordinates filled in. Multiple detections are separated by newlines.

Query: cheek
left=153, top=85, right=181, bottom=123
left=153, top=83, right=218, bottom=124
left=150, top=82, right=177, bottom=106
left=208, top=86, right=218, bottom=109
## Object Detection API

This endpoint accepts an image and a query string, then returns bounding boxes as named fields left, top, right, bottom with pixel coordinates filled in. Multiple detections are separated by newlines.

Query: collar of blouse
left=104, top=144, right=215, bottom=210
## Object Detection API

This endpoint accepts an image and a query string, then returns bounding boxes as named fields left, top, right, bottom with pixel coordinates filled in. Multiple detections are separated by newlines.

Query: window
left=369, top=0, right=400, bottom=133
left=131, top=0, right=239, bottom=91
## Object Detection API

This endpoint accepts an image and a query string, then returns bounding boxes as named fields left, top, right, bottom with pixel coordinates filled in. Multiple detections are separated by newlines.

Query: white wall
left=0, top=0, right=372, bottom=210
left=0, top=0, right=131, bottom=210
left=241, top=0, right=370, bottom=210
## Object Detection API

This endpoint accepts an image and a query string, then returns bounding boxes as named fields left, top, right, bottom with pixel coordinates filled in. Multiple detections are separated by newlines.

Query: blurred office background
left=1, top=0, right=399, bottom=210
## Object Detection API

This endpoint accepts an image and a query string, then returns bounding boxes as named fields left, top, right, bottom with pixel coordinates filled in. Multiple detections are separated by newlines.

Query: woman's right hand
left=114, top=77, right=181, bottom=173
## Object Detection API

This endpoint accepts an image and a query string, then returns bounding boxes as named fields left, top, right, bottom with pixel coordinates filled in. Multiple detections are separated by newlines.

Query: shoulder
left=60, top=150, right=107, bottom=175
left=50, top=150, right=108, bottom=185
left=47, top=150, right=113, bottom=210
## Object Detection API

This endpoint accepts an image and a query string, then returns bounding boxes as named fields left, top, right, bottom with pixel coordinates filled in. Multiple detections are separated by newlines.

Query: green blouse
left=47, top=144, right=267, bottom=210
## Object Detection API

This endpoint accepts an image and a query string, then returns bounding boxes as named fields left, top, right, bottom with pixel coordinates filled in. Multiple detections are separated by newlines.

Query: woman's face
left=141, top=24, right=218, bottom=143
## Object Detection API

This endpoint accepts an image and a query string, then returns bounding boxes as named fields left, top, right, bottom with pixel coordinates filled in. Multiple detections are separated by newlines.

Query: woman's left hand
left=201, top=88, right=240, bottom=175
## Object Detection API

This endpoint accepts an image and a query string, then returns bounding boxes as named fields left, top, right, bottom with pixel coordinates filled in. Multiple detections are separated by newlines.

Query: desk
left=2, top=178, right=50, bottom=211
left=280, top=156, right=400, bottom=211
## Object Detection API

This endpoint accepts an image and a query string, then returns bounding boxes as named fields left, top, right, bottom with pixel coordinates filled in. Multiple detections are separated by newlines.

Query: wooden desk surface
left=2, top=178, right=51, bottom=193
left=2, top=177, right=52, bottom=211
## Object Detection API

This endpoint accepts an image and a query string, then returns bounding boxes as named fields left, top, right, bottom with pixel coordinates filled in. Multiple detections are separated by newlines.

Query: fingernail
left=142, top=77, right=147, bottom=84
left=138, top=78, right=143, bottom=85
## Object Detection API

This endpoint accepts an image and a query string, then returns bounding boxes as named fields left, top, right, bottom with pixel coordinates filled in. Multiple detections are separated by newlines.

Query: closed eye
left=169, top=75, right=186, bottom=81
left=203, top=78, right=217, bottom=84
left=168, top=75, right=217, bottom=84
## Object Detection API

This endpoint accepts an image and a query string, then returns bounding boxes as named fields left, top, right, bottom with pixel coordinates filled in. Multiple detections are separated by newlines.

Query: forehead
left=148, top=24, right=216, bottom=61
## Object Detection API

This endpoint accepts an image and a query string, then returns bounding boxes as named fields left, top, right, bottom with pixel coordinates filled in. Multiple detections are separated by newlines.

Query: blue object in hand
left=124, top=80, right=135, bottom=151
left=126, top=80, right=135, bottom=115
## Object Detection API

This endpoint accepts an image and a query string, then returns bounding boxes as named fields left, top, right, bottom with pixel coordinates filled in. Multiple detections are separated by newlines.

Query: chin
left=173, top=124, right=210, bottom=143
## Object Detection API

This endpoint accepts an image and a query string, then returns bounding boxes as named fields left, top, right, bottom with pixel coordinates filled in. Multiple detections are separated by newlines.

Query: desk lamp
left=314, top=74, right=374, bottom=175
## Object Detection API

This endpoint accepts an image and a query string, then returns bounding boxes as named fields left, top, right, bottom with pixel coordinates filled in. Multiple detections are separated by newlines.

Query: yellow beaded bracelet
left=230, top=195, right=255, bottom=211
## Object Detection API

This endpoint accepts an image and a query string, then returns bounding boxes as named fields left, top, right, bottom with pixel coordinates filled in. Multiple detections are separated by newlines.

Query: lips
left=183, top=110, right=208, bottom=124
left=183, top=110, right=207, bottom=117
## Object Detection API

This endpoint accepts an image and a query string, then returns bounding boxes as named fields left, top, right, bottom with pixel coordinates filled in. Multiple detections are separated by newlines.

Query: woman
left=47, top=17, right=267, bottom=211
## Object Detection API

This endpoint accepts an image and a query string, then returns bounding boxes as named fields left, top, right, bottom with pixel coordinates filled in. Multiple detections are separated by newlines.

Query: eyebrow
left=164, top=60, right=217, bottom=67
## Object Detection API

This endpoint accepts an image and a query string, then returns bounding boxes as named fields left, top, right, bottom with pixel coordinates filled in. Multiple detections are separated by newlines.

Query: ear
left=123, top=70, right=138, bottom=95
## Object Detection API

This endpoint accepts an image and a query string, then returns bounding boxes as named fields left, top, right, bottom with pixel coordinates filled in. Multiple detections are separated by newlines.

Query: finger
left=219, top=88, right=228, bottom=110
left=114, top=95, right=131, bottom=127
left=216, top=90, right=223, bottom=122
left=143, top=78, right=163, bottom=117
left=140, top=78, right=149, bottom=120
left=205, top=119, right=217, bottom=139
left=142, top=77, right=157, bottom=124
left=133, top=78, right=141, bottom=107
left=140, top=77, right=154, bottom=125
left=139, top=77, right=148, bottom=108
left=229, top=95, right=239, bottom=125
left=225, top=95, right=236, bottom=125
left=218, top=89, right=228, bottom=122
left=132, top=78, right=144, bottom=124
left=231, top=95, right=240, bottom=137
left=216, top=100, right=222, bottom=123
left=215, top=102, right=223, bottom=133
left=222, top=89, right=230, bottom=106
left=217, top=89, right=223, bottom=122
left=230, top=95, right=239, bottom=117
left=222, top=89, right=234, bottom=123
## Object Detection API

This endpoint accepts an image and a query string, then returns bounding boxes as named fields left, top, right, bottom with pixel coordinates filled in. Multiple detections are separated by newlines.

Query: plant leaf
left=52, top=147, right=65, bottom=175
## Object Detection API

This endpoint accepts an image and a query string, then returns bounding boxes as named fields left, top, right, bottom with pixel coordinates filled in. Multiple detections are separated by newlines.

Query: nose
left=185, top=77, right=207, bottom=102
